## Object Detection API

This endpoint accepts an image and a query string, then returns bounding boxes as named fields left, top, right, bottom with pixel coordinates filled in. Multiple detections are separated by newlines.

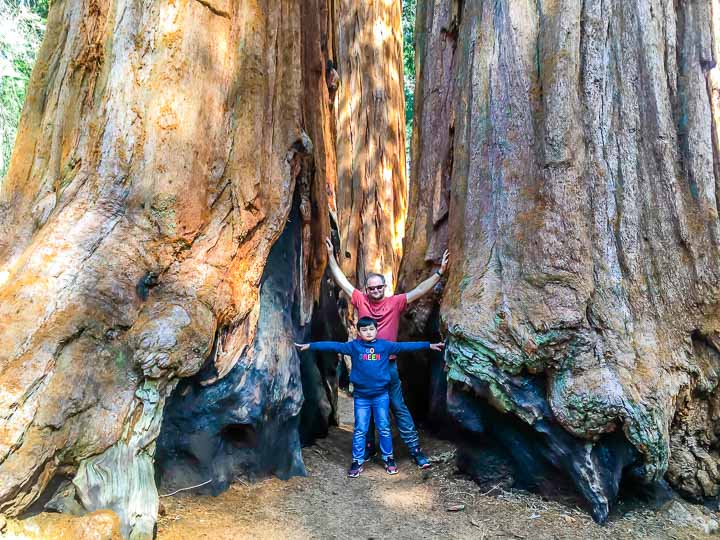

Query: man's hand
left=294, top=343, right=310, bottom=352
left=440, top=249, right=449, bottom=275
left=406, top=249, right=450, bottom=304
left=325, top=237, right=334, bottom=256
left=429, top=342, right=445, bottom=352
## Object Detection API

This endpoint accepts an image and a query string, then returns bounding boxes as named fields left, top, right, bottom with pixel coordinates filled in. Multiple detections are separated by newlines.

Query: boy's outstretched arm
left=324, top=237, right=356, bottom=297
left=295, top=340, right=354, bottom=355
left=405, top=250, right=449, bottom=304
left=387, top=341, right=445, bottom=355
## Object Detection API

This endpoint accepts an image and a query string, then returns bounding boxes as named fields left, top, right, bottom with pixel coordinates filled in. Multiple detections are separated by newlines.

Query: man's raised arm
left=405, top=249, right=449, bottom=304
left=325, top=237, right=356, bottom=297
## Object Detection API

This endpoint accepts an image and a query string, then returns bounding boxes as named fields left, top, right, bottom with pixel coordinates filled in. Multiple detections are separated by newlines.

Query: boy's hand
left=429, top=342, right=445, bottom=352
left=325, top=237, right=334, bottom=256
left=294, top=343, right=310, bottom=352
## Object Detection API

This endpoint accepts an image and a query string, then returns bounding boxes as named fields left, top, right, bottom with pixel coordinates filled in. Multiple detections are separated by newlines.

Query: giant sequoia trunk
left=0, top=0, right=408, bottom=537
left=402, top=0, right=720, bottom=523
left=0, top=0, right=333, bottom=537
left=334, top=0, right=408, bottom=292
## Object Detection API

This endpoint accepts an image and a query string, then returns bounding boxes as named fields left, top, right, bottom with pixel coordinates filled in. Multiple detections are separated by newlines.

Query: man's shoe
left=410, top=448, right=431, bottom=469
left=363, top=443, right=377, bottom=461
left=383, top=457, right=398, bottom=475
left=347, top=461, right=364, bottom=478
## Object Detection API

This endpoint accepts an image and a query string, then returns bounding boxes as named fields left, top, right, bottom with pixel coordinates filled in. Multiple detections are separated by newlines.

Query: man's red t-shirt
left=351, top=289, right=407, bottom=341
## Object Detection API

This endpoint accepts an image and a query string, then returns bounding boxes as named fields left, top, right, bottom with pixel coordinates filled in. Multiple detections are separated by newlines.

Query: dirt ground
left=157, top=394, right=717, bottom=539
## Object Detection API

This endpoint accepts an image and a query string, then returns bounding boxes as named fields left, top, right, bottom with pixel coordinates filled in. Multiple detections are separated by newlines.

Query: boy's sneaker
left=347, top=461, right=364, bottom=478
left=363, top=443, right=377, bottom=461
left=383, top=457, right=398, bottom=475
left=410, top=448, right=431, bottom=469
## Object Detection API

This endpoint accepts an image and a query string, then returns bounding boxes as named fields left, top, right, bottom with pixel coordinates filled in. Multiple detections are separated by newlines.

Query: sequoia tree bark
left=0, top=0, right=410, bottom=537
left=0, top=0, right=335, bottom=537
left=403, top=0, right=720, bottom=523
left=334, top=0, right=408, bottom=292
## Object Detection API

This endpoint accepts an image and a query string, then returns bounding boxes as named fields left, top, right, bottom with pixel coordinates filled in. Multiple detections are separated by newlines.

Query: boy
left=295, top=317, right=444, bottom=478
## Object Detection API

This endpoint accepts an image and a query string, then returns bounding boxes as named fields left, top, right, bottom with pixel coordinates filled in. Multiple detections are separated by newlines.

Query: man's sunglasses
left=366, top=284, right=385, bottom=291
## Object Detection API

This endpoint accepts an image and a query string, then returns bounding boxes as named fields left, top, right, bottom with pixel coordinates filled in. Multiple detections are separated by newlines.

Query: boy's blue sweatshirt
left=309, top=338, right=431, bottom=397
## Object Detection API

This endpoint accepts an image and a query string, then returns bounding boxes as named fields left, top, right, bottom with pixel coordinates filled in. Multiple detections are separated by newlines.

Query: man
left=324, top=237, right=449, bottom=469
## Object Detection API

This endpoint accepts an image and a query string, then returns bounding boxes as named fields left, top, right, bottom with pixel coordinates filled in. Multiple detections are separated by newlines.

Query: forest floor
left=157, top=394, right=718, bottom=540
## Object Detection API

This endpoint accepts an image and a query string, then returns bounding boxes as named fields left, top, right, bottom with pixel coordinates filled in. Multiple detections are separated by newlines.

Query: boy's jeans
left=353, top=392, right=393, bottom=463
left=367, top=362, right=420, bottom=451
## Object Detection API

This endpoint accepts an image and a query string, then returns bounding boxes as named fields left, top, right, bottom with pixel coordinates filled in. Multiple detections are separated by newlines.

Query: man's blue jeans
left=353, top=393, right=393, bottom=463
left=367, top=362, right=420, bottom=451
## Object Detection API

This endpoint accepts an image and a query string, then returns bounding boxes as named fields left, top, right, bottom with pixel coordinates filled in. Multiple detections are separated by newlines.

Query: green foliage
left=24, top=0, right=48, bottom=18
left=402, top=0, right=416, bottom=170
left=0, top=0, right=46, bottom=180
